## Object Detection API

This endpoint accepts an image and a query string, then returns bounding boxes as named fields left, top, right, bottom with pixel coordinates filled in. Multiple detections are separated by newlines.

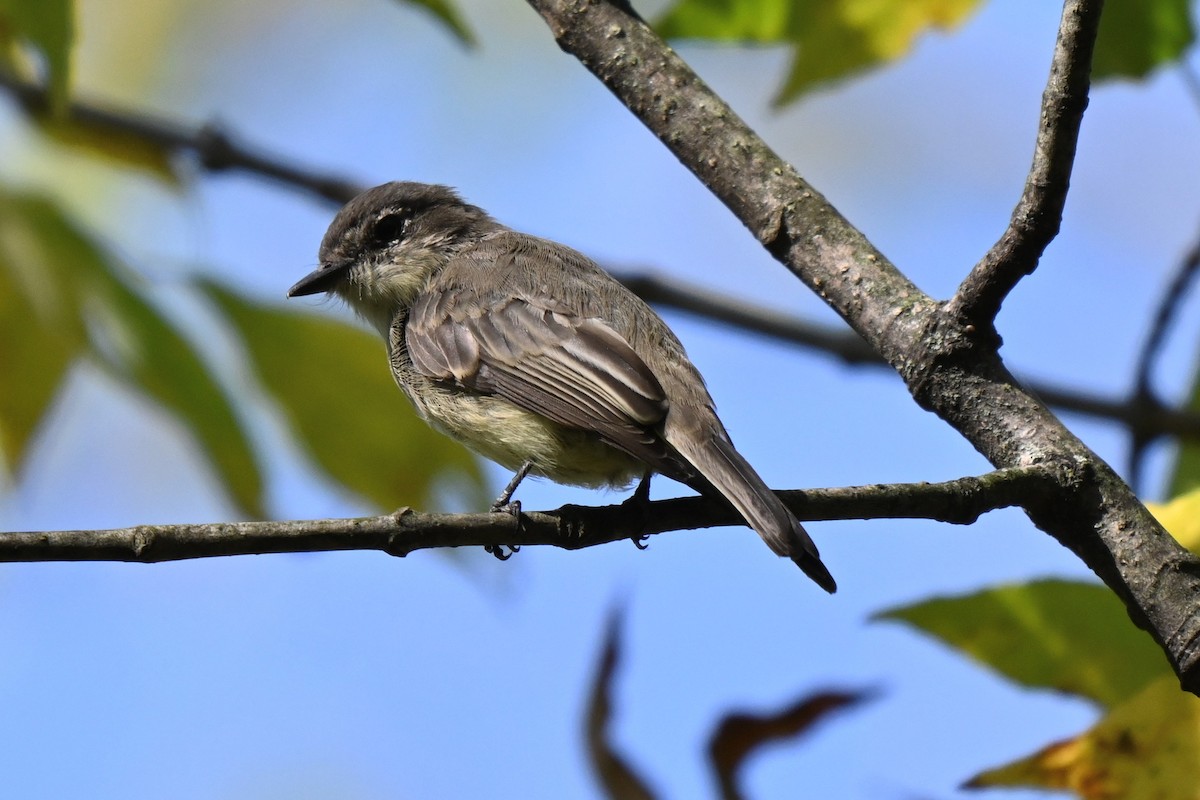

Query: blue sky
left=2, top=1, right=1198, bottom=798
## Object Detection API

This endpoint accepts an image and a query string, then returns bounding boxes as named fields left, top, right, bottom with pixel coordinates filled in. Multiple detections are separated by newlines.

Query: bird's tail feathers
left=674, top=428, right=836, bottom=593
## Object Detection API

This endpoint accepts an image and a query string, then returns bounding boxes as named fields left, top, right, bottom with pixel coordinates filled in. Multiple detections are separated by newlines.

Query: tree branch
left=1127, top=222, right=1200, bottom=488
left=0, top=469, right=1055, bottom=564
left=524, top=0, right=1200, bottom=693
left=0, top=70, right=364, bottom=206
left=947, top=0, right=1103, bottom=325
left=620, top=269, right=1200, bottom=444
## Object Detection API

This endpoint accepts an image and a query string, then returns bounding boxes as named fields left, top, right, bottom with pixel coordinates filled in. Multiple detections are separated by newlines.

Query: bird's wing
left=406, top=286, right=695, bottom=478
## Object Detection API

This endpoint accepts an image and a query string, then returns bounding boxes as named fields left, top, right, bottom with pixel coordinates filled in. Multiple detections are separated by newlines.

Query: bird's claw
left=484, top=543, right=520, bottom=560
left=490, top=499, right=522, bottom=516
left=631, top=534, right=651, bottom=550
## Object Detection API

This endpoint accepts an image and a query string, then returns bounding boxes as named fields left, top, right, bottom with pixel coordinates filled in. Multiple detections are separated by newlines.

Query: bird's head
left=288, top=181, right=493, bottom=333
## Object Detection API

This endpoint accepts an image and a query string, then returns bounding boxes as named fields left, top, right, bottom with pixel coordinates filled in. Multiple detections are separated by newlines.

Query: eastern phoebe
left=288, top=182, right=836, bottom=592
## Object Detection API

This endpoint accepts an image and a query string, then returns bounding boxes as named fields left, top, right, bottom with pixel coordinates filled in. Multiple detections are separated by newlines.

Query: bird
left=287, top=181, right=836, bottom=592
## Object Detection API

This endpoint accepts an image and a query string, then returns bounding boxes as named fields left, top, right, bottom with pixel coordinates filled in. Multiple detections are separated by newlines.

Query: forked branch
left=524, top=0, right=1200, bottom=693
left=948, top=0, right=1104, bottom=325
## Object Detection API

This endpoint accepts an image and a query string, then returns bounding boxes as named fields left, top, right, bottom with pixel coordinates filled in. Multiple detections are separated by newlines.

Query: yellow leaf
left=966, top=675, right=1200, bottom=799
left=1145, top=489, right=1200, bottom=553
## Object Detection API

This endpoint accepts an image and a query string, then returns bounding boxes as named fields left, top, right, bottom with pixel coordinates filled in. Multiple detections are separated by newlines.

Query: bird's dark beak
left=287, top=263, right=349, bottom=298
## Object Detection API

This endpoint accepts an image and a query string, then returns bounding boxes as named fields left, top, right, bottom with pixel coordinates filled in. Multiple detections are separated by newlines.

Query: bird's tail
left=671, top=427, right=836, bottom=593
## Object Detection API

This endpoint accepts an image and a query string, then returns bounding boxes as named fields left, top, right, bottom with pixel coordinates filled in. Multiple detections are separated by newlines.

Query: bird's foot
left=490, top=499, right=522, bottom=515
left=622, top=472, right=653, bottom=550
left=486, top=498, right=523, bottom=560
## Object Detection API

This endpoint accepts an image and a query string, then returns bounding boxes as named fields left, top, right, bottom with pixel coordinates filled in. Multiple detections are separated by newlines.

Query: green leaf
left=875, top=579, right=1170, bottom=708
left=36, top=115, right=180, bottom=185
left=656, top=0, right=982, bottom=105
left=397, top=0, right=475, bottom=46
left=199, top=279, right=486, bottom=513
left=0, top=190, right=264, bottom=517
left=0, top=220, right=80, bottom=471
left=0, top=0, right=74, bottom=110
left=1093, top=0, right=1194, bottom=81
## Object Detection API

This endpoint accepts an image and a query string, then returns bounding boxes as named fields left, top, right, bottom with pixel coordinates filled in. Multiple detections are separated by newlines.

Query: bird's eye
left=371, top=211, right=410, bottom=245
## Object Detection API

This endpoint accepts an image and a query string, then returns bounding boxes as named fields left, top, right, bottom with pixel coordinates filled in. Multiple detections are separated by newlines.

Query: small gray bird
left=288, top=182, right=835, bottom=592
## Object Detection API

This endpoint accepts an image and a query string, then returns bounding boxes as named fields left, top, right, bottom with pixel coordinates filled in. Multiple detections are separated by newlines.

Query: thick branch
left=947, top=0, right=1103, bottom=324
left=524, top=0, right=1200, bottom=693
left=0, top=469, right=1054, bottom=563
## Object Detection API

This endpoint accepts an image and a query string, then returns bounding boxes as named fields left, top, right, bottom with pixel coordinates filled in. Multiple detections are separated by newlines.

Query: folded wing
left=407, top=288, right=698, bottom=483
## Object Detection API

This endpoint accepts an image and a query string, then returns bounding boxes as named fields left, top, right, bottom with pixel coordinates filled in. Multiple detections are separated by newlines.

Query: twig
left=1126, top=225, right=1200, bottom=487
left=0, top=71, right=364, bottom=206
left=618, top=270, right=1200, bottom=443
left=1181, top=61, right=1200, bottom=116
left=618, top=272, right=879, bottom=364
left=0, top=468, right=1057, bottom=564
left=947, top=0, right=1104, bottom=325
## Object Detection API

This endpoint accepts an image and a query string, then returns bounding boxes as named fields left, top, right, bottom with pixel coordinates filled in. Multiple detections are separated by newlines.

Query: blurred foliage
left=0, top=0, right=73, bottom=109
left=1146, top=490, right=1200, bottom=551
left=656, top=0, right=1195, bottom=104
left=880, top=488, right=1200, bottom=797
left=0, top=189, right=262, bottom=516
left=585, top=608, right=869, bottom=800
left=965, top=676, right=1200, bottom=799
left=1093, top=0, right=1194, bottom=80
left=585, top=609, right=658, bottom=800
left=657, top=0, right=982, bottom=105
left=1169, top=366, right=1200, bottom=497
left=876, top=579, right=1169, bottom=708
left=401, top=0, right=476, bottom=45
left=200, top=280, right=487, bottom=513
left=707, top=689, right=872, bottom=800
left=34, top=111, right=179, bottom=184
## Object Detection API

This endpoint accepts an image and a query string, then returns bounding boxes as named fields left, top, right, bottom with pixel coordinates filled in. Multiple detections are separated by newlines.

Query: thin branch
left=620, top=269, right=1200, bottom=443
left=1127, top=224, right=1200, bottom=488
left=0, top=468, right=1056, bottom=564
left=618, top=272, right=879, bottom=365
left=947, top=0, right=1104, bottom=325
left=1132, top=229, right=1200, bottom=394
left=0, top=71, right=364, bottom=206
left=1180, top=60, right=1200, bottom=116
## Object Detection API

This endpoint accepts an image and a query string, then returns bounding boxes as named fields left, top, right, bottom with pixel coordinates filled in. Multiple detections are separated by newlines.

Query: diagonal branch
left=0, top=468, right=1056, bottom=564
left=947, top=0, right=1104, bottom=325
left=523, top=0, right=1200, bottom=693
